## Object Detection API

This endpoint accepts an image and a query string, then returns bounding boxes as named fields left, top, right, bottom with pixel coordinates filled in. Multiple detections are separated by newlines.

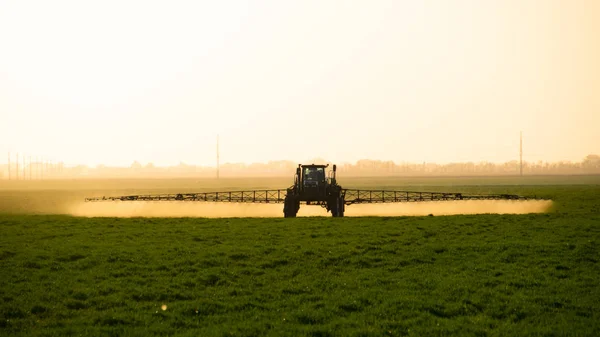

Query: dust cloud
left=67, top=200, right=552, bottom=218
left=344, top=200, right=553, bottom=216
left=68, top=202, right=285, bottom=218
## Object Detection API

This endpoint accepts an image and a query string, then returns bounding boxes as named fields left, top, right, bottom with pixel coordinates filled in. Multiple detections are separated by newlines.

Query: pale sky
left=1, top=0, right=598, bottom=167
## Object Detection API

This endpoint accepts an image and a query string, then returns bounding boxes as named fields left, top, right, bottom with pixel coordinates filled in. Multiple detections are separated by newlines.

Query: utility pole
left=29, top=156, right=32, bottom=180
left=520, top=131, right=523, bottom=176
left=23, top=155, right=26, bottom=180
left=8, top=152, right=10, bottom=180
left=16, top=153, right=19, bottom=180
left=216, top=135, right=220, bottom=179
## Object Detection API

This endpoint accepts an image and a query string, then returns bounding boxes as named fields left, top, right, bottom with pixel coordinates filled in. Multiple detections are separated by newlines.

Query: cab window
left=304, top=167, right=325, bottom=181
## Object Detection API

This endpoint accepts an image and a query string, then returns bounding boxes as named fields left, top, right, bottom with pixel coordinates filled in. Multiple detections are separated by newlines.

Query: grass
left=0, top=176, right=599, bottom=336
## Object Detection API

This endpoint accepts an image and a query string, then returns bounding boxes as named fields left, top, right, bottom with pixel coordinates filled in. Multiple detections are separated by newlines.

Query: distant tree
left=583, top=154, right=600, bottom=169
left=130, top=161, right=142, bottom=170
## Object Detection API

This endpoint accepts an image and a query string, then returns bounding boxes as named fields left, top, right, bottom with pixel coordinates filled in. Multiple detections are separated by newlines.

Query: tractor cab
left=293, top=164, right=329, bottom=201
left=303, top=165, right=326, bottom=185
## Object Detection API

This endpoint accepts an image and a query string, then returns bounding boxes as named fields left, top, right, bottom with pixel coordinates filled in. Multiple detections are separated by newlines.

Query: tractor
left=283, top=164, right=345, bottom=217
left=85, top=163, right=540, bottom=217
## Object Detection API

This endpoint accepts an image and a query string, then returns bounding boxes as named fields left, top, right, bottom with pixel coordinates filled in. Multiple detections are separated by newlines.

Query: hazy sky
left=1, top=0, right=598, bottom=167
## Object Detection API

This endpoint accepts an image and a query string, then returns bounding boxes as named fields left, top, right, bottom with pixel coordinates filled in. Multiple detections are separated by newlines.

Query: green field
left=1, top=176, right=599, bottom=336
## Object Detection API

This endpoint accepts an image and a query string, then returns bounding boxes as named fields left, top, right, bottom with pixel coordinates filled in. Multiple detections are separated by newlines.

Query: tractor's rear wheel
left=337, top=196, right=345, bottom=217
left=283, top=197, right=299, bottom=218
left=331, top=196, right=345, bottom=217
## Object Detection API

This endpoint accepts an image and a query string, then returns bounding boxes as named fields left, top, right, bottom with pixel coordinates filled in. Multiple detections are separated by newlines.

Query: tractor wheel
left=331, top=196, right=344, bottom=217
left=338, top=196, right=345, bottom=217
left=283, top=197, right=298, bottom=218
left=329, top=197, right=337, bottom=217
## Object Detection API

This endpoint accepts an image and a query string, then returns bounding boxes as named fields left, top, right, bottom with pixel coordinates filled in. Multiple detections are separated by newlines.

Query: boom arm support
left=85, top=189, right=535, bottom=204
left=85, top=190, right=288, bottom=203
left=342, top=189, right=531, bottom=205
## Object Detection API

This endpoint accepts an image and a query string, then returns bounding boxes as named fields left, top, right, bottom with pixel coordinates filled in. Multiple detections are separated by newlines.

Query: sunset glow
left=1, top=0, right=598, bottom=167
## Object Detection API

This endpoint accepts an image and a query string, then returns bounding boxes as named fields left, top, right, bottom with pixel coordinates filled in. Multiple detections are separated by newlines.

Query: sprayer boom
left=85, top=163, right=540, bottom=217
left=85, top=189, right=530, bottom=204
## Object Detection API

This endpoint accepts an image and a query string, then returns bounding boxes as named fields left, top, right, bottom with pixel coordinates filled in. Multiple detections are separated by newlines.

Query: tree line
left=3, top=155, right=599, bottom=179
